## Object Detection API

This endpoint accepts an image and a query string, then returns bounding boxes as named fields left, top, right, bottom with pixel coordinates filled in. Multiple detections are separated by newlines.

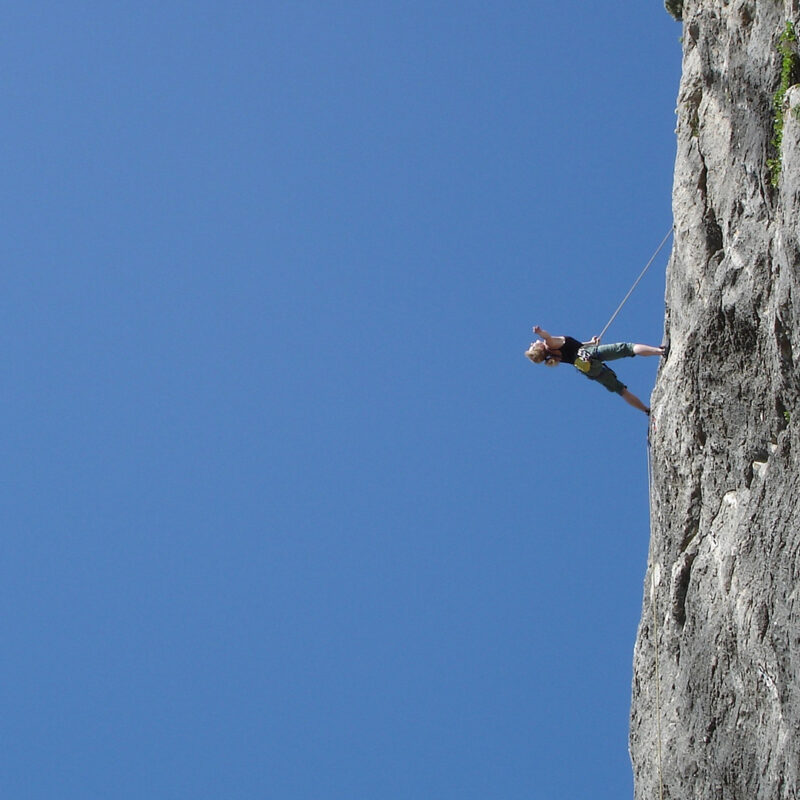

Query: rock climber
left=525, top=325, right=668, bottom=416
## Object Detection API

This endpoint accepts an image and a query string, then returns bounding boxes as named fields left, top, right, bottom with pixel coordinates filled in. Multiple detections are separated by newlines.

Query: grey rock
left=630, top=3, right=800, bottom=798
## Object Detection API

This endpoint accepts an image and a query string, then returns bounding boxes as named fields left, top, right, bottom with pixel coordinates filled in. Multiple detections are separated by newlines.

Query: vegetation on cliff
left=768, top=21, right=799, bottom=186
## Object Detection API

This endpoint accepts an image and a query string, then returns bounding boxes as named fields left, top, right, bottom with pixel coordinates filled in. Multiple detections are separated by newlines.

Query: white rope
left=597, top=227, right=674, bottom=343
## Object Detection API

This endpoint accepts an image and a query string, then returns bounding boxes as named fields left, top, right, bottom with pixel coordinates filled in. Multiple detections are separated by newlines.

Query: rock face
left=630, top=2, right=800, bottom=798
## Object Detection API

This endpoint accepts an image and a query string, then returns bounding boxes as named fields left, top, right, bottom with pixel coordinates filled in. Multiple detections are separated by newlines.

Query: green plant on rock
left=767, top=21, right=799, bottom=186
left=689, top=108, right=700, bottom=138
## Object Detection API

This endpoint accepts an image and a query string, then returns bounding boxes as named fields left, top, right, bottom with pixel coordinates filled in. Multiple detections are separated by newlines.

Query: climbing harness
left=597, top=227, right=674, bottom=343
left=574, top=347, right=593, bottom=373
left=646, top=430, right=666, bottom=800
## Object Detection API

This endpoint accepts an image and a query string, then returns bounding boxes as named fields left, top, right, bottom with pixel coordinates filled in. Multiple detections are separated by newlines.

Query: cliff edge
left=630, top=2, right=800, bottom=798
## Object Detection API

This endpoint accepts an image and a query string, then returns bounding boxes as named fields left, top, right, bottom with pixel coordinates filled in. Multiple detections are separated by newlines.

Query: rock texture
left=630, top=2, right=800, bottom=798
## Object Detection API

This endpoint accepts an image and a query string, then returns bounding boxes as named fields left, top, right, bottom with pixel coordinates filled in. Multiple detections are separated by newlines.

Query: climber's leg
left=621, top=388, right=650, bottom=415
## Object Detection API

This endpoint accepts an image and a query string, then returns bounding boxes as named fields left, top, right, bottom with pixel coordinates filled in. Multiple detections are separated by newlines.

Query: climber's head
left=525, top=340, right=557, bottom=365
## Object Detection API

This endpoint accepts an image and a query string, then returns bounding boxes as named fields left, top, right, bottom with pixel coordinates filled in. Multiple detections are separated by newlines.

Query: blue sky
left=2, top=3, right=681, bottom=798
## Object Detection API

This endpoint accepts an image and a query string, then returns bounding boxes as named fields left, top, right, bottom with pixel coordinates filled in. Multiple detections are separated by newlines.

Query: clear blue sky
left=2, top=3, right=681, bottom=798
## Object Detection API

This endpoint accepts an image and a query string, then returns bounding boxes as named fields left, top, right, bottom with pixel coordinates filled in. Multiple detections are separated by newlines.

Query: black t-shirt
left=555, top=336, right=582, bottom=365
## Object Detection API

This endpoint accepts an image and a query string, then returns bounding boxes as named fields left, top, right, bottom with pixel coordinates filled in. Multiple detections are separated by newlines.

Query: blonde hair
left=525, top=341, right=547, bottom=363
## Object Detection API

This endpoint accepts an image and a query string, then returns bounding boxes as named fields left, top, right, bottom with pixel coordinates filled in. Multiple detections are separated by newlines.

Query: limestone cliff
left=630, top=2, right=800, bottom=798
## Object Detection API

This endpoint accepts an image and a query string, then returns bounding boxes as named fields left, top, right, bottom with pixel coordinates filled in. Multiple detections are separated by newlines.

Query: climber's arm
left=533, top=326, right=565, bottom=349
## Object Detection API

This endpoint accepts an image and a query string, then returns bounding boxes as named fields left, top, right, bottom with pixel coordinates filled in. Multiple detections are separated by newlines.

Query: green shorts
left=586, top=363, right=627, bottom=394
left=581, top=342, right=635, bottom=394
left=586, top=342, right=636, bottom=362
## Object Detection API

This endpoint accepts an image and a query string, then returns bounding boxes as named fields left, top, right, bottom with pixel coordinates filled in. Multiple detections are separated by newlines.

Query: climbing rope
left=646, top=432, right=665, bottom=800
left=597, top=227, right=674, bottom=343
